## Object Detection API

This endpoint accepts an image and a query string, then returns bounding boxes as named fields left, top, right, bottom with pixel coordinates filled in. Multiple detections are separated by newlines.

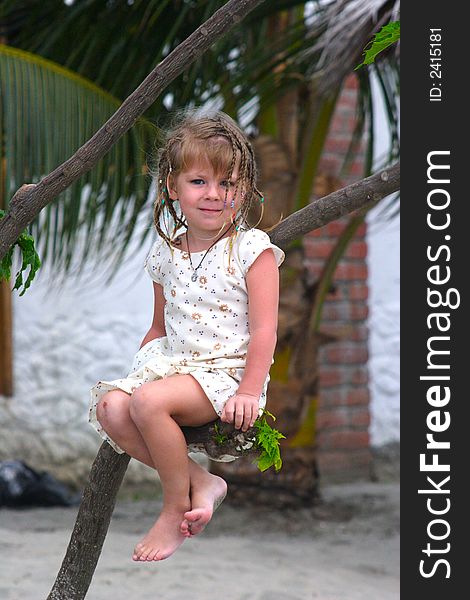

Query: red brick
left=321, top=302, right=351, bottom=322
left=326, top=221, right=347, bottom=236
left=321, top=301, right=368, bottom=322
left=337, top=92, right=357, bottom=110
left=305, top=239, right=335, bottom=259
left=330, top=113, right=349, bottom=133
left=305, top=228, right=325, bottom=239
left=346, top=388, right=370, bottom=406
left=320, top=322, right=356, bottom=339
left=349, top=160, right=366, bottom=177
left=316, top=449, right=372, bottom=475
left=346, top=241, right=368, bottom=260
left=351, top=367, right=369, bottom=385
left=318, top=156, right=341, bottom=173
left=335, top=113, right=357, bottom=132
left=348, top=324, right=369, bottom=341
left=330, top=117, right=356, bottom=137
left=320, top=387, right=371, bottom=408
left=316, top=451, right=348, bottom=469
left=317, top=430, right=369, bottom=450
left=319, top=322, right=368, bottom=342
left=348, top=283, right=369, bottom=300
left=349, top=408, right=371, bottom=427
left=334, top=262, right=368, bottom=281
left=344, top=74, right=359, bottom=90
left=350, top=303, right=369, bottom=320
left=355, top=222, right=367, bottom=236
left=319, top=368, right=344, bottom=387
left=320, top=388, right=346, bottom=407
left=316, top=409, right=349, bottom=430
left=324, top=137, right=352, bottom=154
left=327, top=344, right=369, bottom=365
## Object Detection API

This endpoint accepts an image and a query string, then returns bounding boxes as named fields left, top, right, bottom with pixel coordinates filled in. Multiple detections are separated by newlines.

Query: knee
left=96, top=392, right=129, bottom=431
left=129, top=384, right=163, bottom=425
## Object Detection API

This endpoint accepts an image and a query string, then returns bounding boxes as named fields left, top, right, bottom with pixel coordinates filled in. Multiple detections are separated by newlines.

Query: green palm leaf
left=0, top=44, right=156, bottom=273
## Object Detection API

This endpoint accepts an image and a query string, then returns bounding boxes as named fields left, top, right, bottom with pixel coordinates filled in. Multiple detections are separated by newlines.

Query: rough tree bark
left=46, top=163, right=399, bottom=600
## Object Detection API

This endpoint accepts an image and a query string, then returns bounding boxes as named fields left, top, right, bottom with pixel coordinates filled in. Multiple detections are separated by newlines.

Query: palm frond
left=302, top=0, right=400, bottom=95
left=0, top=44, right=156, bottom=272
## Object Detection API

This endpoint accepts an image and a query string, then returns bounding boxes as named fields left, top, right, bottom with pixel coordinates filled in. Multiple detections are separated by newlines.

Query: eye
left=190, top=179, right=204, bottom=185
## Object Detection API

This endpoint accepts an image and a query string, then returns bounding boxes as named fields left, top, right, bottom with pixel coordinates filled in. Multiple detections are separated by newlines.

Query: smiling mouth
left=199, top=208, right=222, bottom=212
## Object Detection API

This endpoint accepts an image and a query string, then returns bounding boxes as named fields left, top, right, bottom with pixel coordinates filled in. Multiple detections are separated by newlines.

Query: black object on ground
left=0, top=460, right=81, bottom=508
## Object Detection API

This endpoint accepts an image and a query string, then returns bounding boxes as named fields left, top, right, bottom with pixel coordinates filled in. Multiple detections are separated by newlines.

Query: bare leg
left=96, top=376, right=223, bottom=561
left=181, top=461, right=227, bottom=537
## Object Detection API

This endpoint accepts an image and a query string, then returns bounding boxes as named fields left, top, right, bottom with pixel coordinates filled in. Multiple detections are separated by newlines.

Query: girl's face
left=168, top=162, right=241, bottom=236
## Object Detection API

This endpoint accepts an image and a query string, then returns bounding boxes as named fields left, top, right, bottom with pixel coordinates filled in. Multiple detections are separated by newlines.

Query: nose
left=205, top=182, right=222, bottom=200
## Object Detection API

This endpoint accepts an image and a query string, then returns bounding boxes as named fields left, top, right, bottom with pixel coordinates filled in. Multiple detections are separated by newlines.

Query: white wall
left=0, top=232, right=157, bottom=484
left=366, top=75, right=400, bottom=445
left=366, top=211, right=400, bottom=444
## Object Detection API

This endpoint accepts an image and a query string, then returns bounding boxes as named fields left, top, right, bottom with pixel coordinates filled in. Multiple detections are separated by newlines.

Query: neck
left=186, top=222, right=234, bottom=250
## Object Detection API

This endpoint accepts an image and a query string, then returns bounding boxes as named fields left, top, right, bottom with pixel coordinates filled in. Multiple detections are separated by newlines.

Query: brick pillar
left=304, top=74, right=372, bottom=482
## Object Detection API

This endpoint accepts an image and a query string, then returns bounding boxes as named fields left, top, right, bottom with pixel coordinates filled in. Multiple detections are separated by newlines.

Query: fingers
left=234, top=407, right=244, bottom=431
left=220, top=401, right=234, bottom=424
left=221, top=394, right=259, bottom=432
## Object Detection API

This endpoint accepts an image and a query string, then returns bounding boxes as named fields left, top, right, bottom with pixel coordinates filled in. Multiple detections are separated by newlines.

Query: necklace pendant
left=191, top=272, right=199, bottom=282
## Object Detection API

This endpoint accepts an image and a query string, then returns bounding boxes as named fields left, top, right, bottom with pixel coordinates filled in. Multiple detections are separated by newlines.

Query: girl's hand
left=220, top=393, right=259, bottom=432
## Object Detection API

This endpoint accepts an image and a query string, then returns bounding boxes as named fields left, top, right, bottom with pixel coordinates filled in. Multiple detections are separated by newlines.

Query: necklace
left=186, top=224, right=234, bottom=282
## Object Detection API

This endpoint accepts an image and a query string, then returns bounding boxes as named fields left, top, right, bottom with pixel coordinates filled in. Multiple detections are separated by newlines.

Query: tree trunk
left=47, top=444, right=130, bottom=600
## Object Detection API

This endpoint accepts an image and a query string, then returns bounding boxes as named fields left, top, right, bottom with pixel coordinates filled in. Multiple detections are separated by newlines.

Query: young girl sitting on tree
left=89, top=110, right=284, bottom=562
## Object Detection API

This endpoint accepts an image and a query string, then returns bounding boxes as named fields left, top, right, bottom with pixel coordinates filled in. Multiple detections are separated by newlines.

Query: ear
left=167, top=173, right=178, bottom=200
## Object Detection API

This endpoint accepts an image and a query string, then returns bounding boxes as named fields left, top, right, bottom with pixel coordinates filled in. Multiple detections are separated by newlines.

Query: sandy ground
left=0, top=474, right=399, bottom=600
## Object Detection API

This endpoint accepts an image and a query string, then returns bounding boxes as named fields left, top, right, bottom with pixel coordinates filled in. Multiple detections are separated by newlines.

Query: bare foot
left=181, top=474, right=227, bottom=537
left=133, top=509, right=188, bottom=561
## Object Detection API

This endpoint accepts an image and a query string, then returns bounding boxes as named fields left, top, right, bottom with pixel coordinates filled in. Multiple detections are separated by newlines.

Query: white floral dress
left=89, top=228, right=285, bottom=457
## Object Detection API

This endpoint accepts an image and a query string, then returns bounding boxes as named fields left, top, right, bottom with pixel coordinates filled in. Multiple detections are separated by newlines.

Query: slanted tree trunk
left=47, top=444, right=130, bottom=600
left=47, top=164, right=399, bottom=600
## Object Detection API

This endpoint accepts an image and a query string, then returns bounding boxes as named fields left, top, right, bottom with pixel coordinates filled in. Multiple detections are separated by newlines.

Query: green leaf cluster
left=0, top=210, right=41, bottom=295
left=355, top=21, right=400, bottom=70
left=213, top=422, right=228, bottom=446
left=253, top=409, right=286, bottom=473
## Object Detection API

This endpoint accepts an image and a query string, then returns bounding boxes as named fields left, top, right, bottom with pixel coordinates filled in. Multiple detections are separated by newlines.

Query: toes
left=147, top=548, right=160, bottom=561
left=180, top=518, right=190, bottom=533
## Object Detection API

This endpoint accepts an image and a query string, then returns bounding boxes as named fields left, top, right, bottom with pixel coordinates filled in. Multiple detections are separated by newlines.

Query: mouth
left=199, top=208, right=223, bottom=213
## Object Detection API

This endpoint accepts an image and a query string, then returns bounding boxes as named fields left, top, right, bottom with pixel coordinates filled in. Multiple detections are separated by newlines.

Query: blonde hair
left=152, top=109, right=264, bottom=247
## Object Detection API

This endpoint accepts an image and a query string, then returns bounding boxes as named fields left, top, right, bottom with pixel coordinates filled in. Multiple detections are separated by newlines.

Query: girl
left=89, top=110, right=284, bottom=562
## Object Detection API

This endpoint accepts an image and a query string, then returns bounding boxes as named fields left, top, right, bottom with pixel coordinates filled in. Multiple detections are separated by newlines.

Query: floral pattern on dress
left=89, top=228, right=285, bottom=458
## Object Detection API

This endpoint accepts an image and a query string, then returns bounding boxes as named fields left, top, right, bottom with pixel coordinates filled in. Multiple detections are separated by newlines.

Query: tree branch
left=270, top=162, right=400, bottom=248
left=0, top=0, right=265, bottom=261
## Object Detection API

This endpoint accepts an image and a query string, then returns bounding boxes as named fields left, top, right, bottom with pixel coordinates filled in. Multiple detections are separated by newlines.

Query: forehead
left=183, top=161, right=240, bottom=177
left=178, top=136, right=241, bottom=176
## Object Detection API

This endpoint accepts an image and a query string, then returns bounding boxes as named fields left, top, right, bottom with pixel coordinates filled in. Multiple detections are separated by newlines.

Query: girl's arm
left=221, top=248, right=280, bottom=430
left=139, top=282, right=166, bottom=348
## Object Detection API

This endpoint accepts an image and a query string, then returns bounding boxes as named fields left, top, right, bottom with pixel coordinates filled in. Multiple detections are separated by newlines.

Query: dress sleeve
left=236, top=228, right=285, bottom=275
left=144, top=237, right=165, bottom=284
